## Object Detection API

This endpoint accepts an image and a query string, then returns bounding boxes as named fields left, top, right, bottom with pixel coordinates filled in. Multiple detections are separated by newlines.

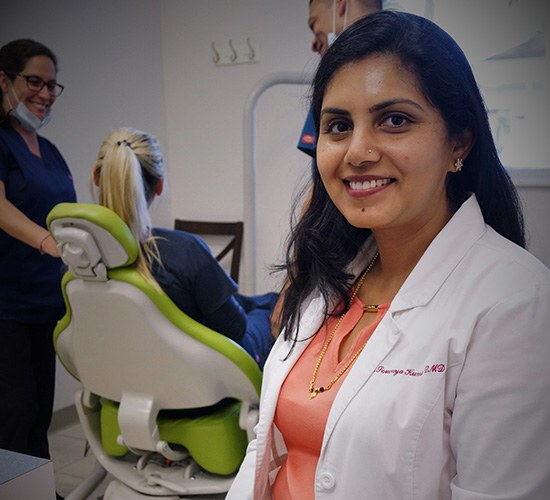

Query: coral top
left=272, top=297, right=388, bottom=499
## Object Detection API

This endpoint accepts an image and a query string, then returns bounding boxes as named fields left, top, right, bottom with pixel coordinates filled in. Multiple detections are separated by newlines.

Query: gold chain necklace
left=309, top=252, right=379, bottom=399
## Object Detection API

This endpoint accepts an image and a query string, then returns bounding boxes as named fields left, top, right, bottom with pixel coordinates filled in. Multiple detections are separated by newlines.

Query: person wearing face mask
left=298, top=0, right=382, bottom=156
left=0, top=38, right=76, bottom=473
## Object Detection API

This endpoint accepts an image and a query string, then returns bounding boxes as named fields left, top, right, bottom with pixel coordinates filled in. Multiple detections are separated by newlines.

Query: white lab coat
left=227, top=195, right=550, bottom=499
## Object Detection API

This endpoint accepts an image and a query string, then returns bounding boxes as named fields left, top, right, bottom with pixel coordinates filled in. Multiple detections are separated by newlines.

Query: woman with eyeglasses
left=0, top=38, right=76, bottom=474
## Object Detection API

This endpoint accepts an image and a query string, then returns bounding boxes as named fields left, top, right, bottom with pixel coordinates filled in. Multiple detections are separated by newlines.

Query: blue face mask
left=6, top=86, right=52, bottom=132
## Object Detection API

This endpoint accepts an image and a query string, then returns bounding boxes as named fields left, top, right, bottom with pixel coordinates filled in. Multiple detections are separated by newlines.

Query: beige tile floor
left=48, top=420, right=111, bottom=499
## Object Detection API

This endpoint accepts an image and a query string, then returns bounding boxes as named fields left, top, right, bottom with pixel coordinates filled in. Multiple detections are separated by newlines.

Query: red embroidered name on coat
left=375, top=364, right=446, bottom=377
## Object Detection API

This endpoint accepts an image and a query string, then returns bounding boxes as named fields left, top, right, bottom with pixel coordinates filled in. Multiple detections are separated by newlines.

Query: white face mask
left=327, top=31, right=338, bottom=47
left=6, top=85, right=51, bottom=132
left=327, top=0, right=349, bottom=48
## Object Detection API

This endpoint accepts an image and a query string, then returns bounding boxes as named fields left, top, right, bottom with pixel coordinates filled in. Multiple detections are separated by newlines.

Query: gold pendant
left=310, top=387, right=325, bottom=399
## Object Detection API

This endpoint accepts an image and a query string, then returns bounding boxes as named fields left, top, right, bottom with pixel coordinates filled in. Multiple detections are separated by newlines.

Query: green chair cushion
left=100, top=398, right=248, bottom=476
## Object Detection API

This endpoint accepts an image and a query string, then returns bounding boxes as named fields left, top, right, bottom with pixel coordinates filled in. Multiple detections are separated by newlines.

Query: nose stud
left=347, top=148, right=377, bottom=167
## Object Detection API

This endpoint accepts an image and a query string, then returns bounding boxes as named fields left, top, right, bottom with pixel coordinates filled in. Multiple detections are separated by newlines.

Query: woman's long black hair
left=279, top=11, right=525, bottom=344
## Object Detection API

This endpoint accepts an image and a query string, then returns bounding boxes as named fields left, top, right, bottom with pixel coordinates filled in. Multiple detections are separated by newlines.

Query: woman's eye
left=326, top=120, right=351, bottom=134
left=381, top=114, right=410, bottom=128
left=28, top=77, right=42, bottom=86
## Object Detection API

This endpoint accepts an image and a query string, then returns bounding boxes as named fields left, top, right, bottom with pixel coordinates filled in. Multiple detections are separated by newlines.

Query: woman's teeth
left=349, top=178, right=392, bottom=190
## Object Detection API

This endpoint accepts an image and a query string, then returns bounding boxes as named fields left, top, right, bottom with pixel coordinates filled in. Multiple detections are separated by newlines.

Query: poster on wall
left=389, top=0, right=548, bottom=173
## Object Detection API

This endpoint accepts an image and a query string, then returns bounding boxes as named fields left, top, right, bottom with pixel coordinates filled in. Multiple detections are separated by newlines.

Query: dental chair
left=47, top=203, right=262, bottom=500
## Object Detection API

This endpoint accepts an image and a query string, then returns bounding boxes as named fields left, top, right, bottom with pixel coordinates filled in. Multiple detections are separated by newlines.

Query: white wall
left=519, top=185, right=550, bottom=266
left=2, top=0, right=549, bottom=411
left=160, top=0, right=317, bottom=294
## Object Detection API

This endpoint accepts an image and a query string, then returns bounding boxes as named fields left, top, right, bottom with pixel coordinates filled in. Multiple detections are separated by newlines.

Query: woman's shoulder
left=0, top=126, right=18, bottom=173
left=37, top=134, right=63, bottom=155
left=448, top=226, right=550, bottom=315
left=477, top=226, right=550, bottom=286
left=0, top=123, right=17, bottom=148
left=439, top=195, right=549, bottom=292
left=152, top=227, right=212, bottom=255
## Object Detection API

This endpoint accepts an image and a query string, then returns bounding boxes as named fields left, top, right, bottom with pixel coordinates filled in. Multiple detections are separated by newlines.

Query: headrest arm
left=47, top=203, right=139, bottom=280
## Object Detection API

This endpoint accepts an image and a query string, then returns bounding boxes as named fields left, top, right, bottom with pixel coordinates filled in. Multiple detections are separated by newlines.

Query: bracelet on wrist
left=39, top=233, right=51, bottom=255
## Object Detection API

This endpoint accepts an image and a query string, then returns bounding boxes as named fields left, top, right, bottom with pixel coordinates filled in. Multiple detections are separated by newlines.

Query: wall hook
left=228, top=40, right=238, bottom=62
left=246, top=37, right=255, bottom=61
left=211, top=42, right=220, bottom=64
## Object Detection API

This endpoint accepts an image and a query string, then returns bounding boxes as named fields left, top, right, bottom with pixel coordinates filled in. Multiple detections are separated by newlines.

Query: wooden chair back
left=174, top=220, right=244, bottom=283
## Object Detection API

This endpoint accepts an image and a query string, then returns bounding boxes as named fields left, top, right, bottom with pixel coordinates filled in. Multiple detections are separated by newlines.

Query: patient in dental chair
left=92, top=127, right=276, bottom=368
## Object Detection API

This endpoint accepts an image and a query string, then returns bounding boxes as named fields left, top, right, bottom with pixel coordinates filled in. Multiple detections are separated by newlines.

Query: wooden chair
left=174, top=219, right=244, bottom=283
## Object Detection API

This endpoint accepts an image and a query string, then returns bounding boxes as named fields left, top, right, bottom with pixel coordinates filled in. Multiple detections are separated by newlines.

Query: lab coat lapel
left=252, top=294, right=328, bottom=495
left=259, top=294, right=328, bottom=428
left=322, top=312, right=401, bottom=448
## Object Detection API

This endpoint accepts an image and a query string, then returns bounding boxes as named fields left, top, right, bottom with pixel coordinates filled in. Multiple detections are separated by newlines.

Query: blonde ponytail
left=94, top=128, right=165, bottom=289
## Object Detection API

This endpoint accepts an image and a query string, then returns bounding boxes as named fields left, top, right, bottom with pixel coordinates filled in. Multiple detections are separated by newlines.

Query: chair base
left=103, top=479, right=227, bottom=499
left=74, top=389, right=237, bottom=497
left=104, top=479, right=177, bottom=499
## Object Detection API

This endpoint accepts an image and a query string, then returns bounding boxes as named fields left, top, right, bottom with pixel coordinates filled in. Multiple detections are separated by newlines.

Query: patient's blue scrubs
left=151, top=228, right=276, bottom=368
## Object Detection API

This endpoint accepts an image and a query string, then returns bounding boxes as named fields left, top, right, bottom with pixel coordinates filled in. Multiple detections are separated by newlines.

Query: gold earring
left=454, top=158, right=463, bottom=172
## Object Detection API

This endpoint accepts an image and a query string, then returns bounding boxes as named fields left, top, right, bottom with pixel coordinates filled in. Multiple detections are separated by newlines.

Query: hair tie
left=116, top=139, right=133, bottom=149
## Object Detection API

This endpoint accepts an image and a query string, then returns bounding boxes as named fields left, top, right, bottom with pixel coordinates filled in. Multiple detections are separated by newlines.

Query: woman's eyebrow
left=320, top=107, right=350, bottom=118
left=369, top=98, right=425, bottom=113
left=321, top=99, right=425, bottom=118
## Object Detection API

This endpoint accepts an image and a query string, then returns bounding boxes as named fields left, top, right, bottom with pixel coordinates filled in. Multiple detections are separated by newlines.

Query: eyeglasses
left=13, top=73, right=64, bottom=97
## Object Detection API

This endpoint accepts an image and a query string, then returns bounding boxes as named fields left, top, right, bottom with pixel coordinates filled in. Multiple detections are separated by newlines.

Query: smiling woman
left=0, top=40, right=76, bottom=490
left=227, top=11, right=550, bottom=500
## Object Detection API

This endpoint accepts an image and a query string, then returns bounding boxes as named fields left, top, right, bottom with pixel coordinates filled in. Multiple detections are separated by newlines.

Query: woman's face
left=1, top=55, right=57, bottom=121
left=316, top=54, right=468, bottom=239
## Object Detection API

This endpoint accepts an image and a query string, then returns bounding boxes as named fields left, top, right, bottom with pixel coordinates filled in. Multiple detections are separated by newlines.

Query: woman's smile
left=26, top=99, right=50, bottom=119
left=344, top=176, right=395, bottom=197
